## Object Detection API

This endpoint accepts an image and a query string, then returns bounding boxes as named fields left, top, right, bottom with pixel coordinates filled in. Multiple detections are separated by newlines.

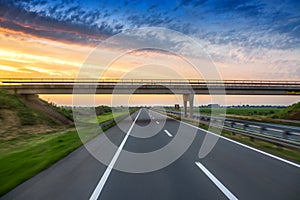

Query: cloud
left=2, top=0, right=299, bottom=51
left=0, top=1, right=117, bottom=45
left=0, top=0, right=299, bottom=74
left=24, top=66, right=63, bottom=76
left=0, top=49, right=81, bottom=68
left=0, top=65, right=21, bottom=72
left=173, top=0, right=208, bottom=11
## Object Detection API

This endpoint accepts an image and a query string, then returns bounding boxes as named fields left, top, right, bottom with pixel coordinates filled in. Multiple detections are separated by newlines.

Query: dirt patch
left=0, top=109, right=20, bottom=131
left=289, top=111, right=300, bottom=120
left=0, top=109, right=65, bottom=141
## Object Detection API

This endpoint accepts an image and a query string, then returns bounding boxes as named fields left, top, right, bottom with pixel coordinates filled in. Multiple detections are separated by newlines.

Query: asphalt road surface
left=2, top=109, right=300, bottom=200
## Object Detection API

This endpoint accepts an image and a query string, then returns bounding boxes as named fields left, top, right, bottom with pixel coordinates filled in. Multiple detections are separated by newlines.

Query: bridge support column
left=20, top=94, right=39, bottom=101
left=189, top=94, right=194, bottom=118
left=183, top=94, right=194, bottom=118
left=183, top=98, right=188, bottom=117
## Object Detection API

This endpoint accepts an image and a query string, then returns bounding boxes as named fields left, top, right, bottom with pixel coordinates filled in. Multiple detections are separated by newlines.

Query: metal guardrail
left=165, top=110, right=300, bottom=149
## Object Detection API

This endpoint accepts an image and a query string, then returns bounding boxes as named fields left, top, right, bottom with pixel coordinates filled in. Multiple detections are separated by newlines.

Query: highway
left=2, top=109, right=300, bottom=200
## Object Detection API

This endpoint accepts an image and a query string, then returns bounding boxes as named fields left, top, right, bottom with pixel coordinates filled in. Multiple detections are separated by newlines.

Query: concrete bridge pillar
left=20, top=94, right=39, bottom=101
left=183, top=94, right=194, bottom=118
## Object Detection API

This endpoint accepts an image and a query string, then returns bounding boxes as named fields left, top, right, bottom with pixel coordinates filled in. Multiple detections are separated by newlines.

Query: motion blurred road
left=2, top=109, right=300, bottom=200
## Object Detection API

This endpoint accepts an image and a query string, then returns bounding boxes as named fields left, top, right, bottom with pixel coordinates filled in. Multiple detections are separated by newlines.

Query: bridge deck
left=1, top=79, right=300, bottom=95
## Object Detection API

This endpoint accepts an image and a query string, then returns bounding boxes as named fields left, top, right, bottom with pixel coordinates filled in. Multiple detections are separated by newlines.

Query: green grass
left=166, top=107, right=283, bottom=117
left=54, top=106, right=73, bottom=121
left=0, top=131, right=82, bottom=196
left=222, top=107, right=281, bottom=116
left=0, top=129, right=74, bottom=156
left=272, top=102, right=300, bottom=120
left=97, top=111, right=128, bottom=123
left=0, top=90, right=24, bottom=110
left=84, top=108, right=138, bottom=124
left=0, top=108, right=138, bottom=196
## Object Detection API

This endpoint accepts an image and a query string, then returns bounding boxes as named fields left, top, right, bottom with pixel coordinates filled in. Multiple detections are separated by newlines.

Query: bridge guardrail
left=1, top=78, right=300, bottom=87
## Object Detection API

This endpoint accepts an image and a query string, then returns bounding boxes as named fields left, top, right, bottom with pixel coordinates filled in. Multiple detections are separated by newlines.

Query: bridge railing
left=1, top=78, right=300, bottom=86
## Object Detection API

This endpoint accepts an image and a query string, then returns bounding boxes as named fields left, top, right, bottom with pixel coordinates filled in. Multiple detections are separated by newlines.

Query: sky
left=0, top=0, right=299, bottom=105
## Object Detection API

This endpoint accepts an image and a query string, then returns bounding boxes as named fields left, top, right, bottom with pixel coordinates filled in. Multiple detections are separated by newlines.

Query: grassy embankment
left=167, top=103, right=300, bottom=126
left=167, top=107, right=283, bottom=117
left=272, top=102, right=300, bottom=120
left=0, top=89, right=138, bottom=196
left=199, top=107, right=281, bottom=116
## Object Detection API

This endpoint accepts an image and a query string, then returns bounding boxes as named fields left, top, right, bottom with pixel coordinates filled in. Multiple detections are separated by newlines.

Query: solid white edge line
left=151, top=110, right=300, bottom=168
left=164, top=129, right=173, bottom=137
left=195, top=162, right=238, bottom=200
left=89, top=109, right=142, bottom=200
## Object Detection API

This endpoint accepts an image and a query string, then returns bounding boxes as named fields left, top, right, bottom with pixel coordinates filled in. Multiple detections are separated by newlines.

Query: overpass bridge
left=1, top=78, right=300, bottom=117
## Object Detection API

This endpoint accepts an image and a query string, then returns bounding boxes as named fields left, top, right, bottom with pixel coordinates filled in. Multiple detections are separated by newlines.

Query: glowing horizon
left=1, top=1, right=299, bottom=105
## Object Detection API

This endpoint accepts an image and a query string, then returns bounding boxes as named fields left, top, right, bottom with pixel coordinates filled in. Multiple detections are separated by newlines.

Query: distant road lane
left=2, top=109, right=300, bottom=200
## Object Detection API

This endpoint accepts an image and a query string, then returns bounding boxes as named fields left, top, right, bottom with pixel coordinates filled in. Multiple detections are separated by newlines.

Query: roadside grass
left=225, top=115, right=300, bottom=127
left=0, top=109, right=138, bottom=197
left=170, top=107, right=283, bottom=116
left=272, top=102, right=300, bottom=120
left=223, top=107, right=282, bottom=116
left=166, top=107, right=283, bottom=116
left=0, top=129, right=74, bottom=156
left=97, top=111, right=128, bottom=123
left=168, top=114, right=300, bottom=163
left=0, top=130, right=81, bottom=196
left=166, top=107, right=300, bottom=127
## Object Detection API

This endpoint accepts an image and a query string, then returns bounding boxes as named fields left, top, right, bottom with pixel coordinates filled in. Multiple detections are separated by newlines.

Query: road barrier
left=164, top=110, right=300, bottom=149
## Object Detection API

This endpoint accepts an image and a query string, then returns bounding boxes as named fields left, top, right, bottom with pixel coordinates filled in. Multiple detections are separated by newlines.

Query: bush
left=18, top=108, right=36, bottom=125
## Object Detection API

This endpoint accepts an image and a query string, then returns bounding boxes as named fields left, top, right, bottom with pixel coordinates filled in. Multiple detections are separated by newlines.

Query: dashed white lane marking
left=164, top=129, right=173, bottom=137
left=156, top=121, right=159, bottom=124
left=89, top=109, right=141, bottom=200
left=195, top=162, right=238, bottom=200
left=152, top=110, right=300, bottom=168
